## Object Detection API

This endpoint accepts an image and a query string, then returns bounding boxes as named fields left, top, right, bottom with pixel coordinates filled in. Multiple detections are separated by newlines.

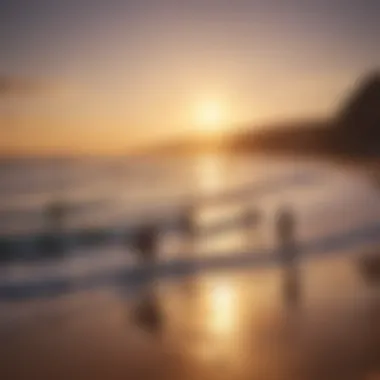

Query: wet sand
left=0, top=255, right=379, bottom=380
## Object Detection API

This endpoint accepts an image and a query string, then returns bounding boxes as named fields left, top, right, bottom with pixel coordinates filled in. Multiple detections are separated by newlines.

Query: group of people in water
left=45, top=199, right=301, bottom=306
left=130, top=205, right=300, bottom=334
left=132, top=205, right=297, bottom=258
left=131, top=204, right=300, bottom=304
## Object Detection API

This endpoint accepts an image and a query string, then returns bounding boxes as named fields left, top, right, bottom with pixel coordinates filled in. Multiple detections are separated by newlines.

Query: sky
left=0, top=0, right=379, bottom=154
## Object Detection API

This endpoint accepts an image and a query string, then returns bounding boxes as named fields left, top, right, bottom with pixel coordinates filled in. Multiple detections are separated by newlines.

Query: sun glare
left=195, top=100, right=225, bottom=133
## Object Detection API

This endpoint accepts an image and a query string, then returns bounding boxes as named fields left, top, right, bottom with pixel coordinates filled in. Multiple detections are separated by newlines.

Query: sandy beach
left=1, top=254, right=379, bottom=380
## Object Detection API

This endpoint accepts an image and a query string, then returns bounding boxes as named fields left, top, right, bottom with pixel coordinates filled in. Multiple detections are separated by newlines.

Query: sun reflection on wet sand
left=158, top=252, right=379, bottom=379
left=173, top=274, right=246, bottom=371
left=207, top=279, right=236, bottom=336
left=0, top=255, right=378, bottom=380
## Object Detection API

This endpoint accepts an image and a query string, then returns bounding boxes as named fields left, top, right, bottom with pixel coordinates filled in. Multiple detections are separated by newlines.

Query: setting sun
left=195, top=100, right=226, bottom=133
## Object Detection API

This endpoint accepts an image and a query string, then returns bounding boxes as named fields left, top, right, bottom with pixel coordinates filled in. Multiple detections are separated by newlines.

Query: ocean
left=1, top=154, right=380, bottom=293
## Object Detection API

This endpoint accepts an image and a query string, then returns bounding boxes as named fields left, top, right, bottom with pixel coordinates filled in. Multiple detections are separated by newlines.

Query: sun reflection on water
left=196, top=154, right=224, bottom=195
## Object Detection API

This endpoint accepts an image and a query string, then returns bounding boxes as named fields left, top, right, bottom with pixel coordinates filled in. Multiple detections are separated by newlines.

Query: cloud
left=0, top=75, right=46, bottom=96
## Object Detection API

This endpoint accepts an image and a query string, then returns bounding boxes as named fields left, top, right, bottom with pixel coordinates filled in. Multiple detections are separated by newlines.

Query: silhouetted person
left=277, top=207, right=297, bottom=261
left=179, top=204, right=197, bottom=238
left=179, top=204, right=198, bottom=257
left=133, top=223, right=159, bottom=263
left=276, top=206, right=300, bottom=306
left=243, top=207, right=261, bottom=247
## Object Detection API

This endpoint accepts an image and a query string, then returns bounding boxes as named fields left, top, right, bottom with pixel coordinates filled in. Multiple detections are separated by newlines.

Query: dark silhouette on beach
left=131, top=224, right=160, bottom=263
left=243, top=207, right=261, bottom=247
left=179, top=205, right=197, bottom=239
left=178, top=205, right=198, bottom=256
left=276, top=206, right=300, bottom=306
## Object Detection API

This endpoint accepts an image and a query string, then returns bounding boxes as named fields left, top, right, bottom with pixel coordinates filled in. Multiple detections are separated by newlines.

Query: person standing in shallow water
left=180, top=204, right=197, bottom=238
left=179, top=204, right=197, bottom=255
left=133, top=224, right=159, bottom=264
left=276, top=206, right=300, bottom=306
left=243, top=207, right=261, bottom=248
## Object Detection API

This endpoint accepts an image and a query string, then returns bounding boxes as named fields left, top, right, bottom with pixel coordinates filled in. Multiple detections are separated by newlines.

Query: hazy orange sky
left=0, top=0, right=379, bottom=154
